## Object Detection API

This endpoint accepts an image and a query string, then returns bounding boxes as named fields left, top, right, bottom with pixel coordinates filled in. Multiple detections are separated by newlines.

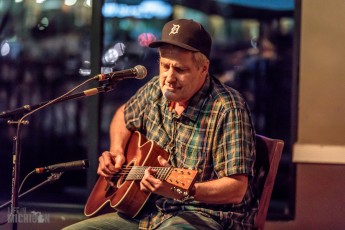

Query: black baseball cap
left=149, top=19, right=212, bottom=58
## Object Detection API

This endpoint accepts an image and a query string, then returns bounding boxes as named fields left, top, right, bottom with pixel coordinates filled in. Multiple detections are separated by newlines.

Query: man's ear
left=202, top=60, right=210, bottom=76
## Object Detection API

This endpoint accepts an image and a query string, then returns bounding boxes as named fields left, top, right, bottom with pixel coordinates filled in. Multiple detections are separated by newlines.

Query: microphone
left=93, top=65, right=147, bottom=81
left=35, top=159, right=89, bottom=174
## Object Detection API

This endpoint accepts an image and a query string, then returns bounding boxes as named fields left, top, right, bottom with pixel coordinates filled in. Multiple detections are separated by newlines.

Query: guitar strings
left=108, top=166, right=172, bottom=180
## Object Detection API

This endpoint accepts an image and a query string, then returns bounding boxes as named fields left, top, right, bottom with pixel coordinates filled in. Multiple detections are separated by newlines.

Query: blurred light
left=103, top=43, right=126, bottom=65
left=36, top=0, right=46, bottom=3
left=138, top=33, right=156, bottom=47
left=1, top=41, right=10, bottom=56
left=79, top=61, right=91, bottom=76
left=15, top=0, right=23, bottom=3
left=104, top=49, right=119, bottom=65
left=84, top=0, right=91, bottom=7
left=101, top=67, right=113, bottom=74
left=103, top=0, right=172, bottom=19
left=37, top=17, right=49, bottom=30
left=216, top=0, right=294, bottom=10
left=251, top=37, right=258, bottom=49
left=65, top=0, right=77, bottom=6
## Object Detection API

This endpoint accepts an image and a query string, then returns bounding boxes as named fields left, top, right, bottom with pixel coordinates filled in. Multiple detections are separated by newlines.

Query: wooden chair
left=253, top=134, right=284, bottom=230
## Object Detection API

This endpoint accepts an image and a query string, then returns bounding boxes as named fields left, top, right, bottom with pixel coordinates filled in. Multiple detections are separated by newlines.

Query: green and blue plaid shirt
left=124, top=75, right=257, bottom=229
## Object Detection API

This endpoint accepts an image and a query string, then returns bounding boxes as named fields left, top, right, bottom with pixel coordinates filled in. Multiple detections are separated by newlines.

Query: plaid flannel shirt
left=124, top=75, right=258, bottom=229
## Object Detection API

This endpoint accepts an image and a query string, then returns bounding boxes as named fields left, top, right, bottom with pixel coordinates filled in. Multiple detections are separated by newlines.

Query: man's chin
left=164, top=91, right=174, bottom=99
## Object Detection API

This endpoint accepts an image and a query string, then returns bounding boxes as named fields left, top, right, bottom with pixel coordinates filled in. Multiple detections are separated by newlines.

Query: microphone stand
left=1, top=79, right=118, bottom=230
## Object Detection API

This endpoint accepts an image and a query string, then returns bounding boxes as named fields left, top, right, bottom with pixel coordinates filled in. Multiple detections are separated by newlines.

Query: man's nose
left=166, top=67, right=176, bottom=83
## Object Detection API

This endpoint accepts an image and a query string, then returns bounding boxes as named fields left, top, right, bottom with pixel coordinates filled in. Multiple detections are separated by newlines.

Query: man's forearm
left=109, top=104, right=132, bottom=154
left=193, top=175, right=248, bottom=204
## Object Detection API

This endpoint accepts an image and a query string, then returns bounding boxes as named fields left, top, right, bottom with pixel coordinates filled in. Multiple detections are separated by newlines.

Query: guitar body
left=84, top=131, right=170, bottom=218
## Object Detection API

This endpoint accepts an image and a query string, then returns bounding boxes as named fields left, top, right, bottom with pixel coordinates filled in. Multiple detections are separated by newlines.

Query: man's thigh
left=62, top=212, right=139, bottom=230
left=157, top=211, right=223, bottom=230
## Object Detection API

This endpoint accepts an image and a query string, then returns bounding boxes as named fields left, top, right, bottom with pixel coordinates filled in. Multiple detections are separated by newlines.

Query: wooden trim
left=293, top=143, right=345, bottom=164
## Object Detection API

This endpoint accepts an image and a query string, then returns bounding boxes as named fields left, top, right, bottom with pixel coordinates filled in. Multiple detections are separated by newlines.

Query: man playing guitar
left=64, top=19, right=257, bottom=230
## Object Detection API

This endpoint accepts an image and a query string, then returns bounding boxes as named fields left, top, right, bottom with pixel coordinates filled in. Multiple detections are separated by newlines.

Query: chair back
left=253, top=134, right=284, bottom=229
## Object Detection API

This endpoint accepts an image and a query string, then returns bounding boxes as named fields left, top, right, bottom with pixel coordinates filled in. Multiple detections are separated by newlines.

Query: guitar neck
left=125, top=166, right=173, bottom=181
left=123, top=166, right=197, bottom=191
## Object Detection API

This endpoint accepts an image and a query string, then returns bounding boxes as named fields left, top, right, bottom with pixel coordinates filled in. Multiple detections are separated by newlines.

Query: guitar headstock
left=165, top=168, right=197, bottom=190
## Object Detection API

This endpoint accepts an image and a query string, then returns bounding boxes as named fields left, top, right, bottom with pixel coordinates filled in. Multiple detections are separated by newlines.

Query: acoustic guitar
left=84, top=131, right=198, bottom=218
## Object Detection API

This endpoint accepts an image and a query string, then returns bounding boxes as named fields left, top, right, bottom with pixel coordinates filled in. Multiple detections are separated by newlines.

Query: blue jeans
left=62, top=211, right=223, bottom=230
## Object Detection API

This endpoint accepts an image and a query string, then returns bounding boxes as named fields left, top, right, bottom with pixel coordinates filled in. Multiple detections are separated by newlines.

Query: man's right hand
left=97, top=151, right=125, bottom=177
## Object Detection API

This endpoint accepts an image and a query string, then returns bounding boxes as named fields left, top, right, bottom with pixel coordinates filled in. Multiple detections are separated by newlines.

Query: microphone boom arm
left=0, top=81, right=117, bottom=120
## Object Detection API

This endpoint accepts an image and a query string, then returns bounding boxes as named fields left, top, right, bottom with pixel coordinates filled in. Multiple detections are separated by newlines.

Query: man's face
left=159, top=46, right=209, bottom=105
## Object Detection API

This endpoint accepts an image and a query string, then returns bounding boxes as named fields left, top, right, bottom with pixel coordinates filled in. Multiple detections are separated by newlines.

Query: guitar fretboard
left=125, top=166, right=173, bottom=181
